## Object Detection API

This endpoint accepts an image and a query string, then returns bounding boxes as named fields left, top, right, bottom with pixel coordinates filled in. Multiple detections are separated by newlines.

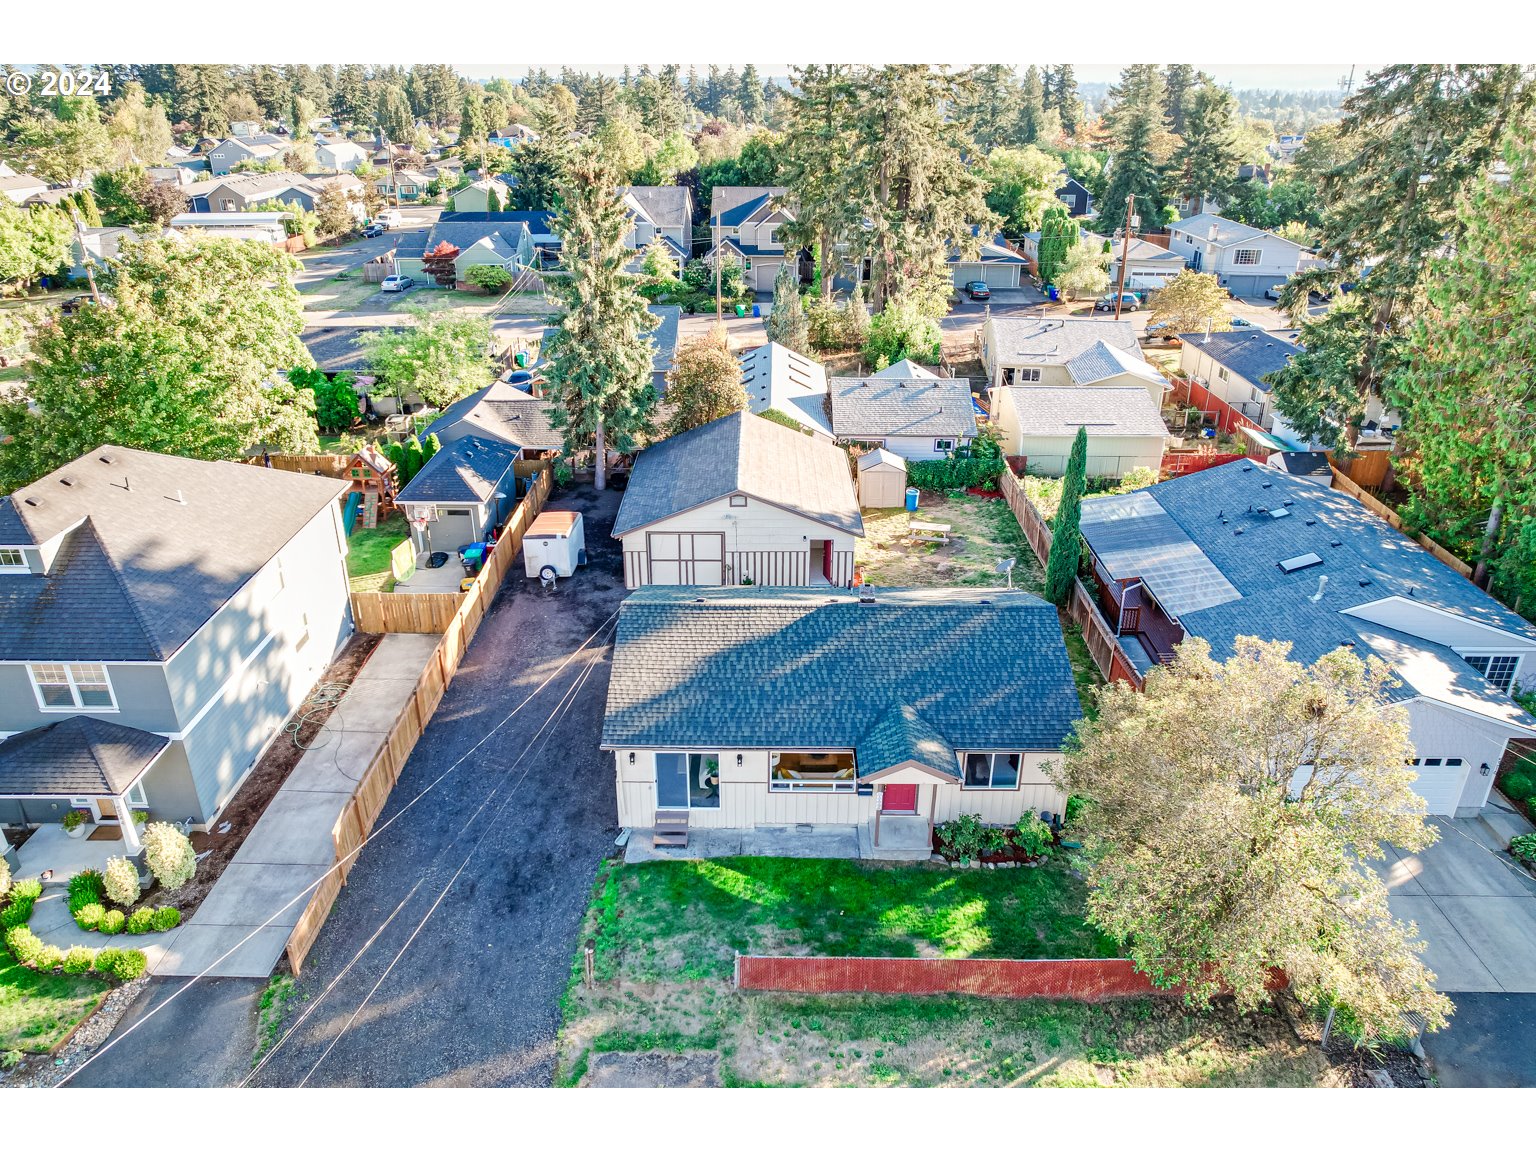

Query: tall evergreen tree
left=960, top=65, right=1022, bottom=152
left=1051, top=65, right=1082, bottom=136
left=765, top=261, right=810, bottom=354
left=459, top=89, right=488, bottom=170
left=1162, top=64, right=1202, bottom=135
left=1098, top=65, right=1173, bottom=233
left=1271, top=65, right=1532, bottom=449
left=543, top=146, right=658, bottom=491
left=1017, top=65, right=1048, bottom=145
left=1036, top=203, right=1078, bottom=287
left=1173, top=82, right=1242, bottom=210
left=779, top=65, right=859, bottom=303
left=334, top=64, right=372, bottom=125
left=1044, top=427, right=1088, bottom=606
left=738, top=64, right=767, bottom=124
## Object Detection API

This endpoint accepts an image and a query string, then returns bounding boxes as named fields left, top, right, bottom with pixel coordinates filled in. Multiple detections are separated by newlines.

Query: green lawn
left=346, top=514, right=409, bottom=593
left=586, top=857, right=1116, bottom=985
left=386, top=286, right=495, bottom=314
left=300, top=274, right=380, bottom=312
left=0, top=364, right=28, bottom=384
left=856, top=494, right=1043, bottom=592
left=559, top=858, right=1337, bottom=1087
left=0, top=953, right=107, bottom=1055
left=1062, top=621, right=1104, bottom=720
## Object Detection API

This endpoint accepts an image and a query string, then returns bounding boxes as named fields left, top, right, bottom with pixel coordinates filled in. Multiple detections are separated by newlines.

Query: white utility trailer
left=523, top=510, right=587, bottom=580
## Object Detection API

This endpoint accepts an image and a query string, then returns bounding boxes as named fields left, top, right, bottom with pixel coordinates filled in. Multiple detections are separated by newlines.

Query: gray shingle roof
left=1173, top=213, right=1299, bottom=249
left=829, top=377, right=978, bottom=440
left=423, top=382, right=564, bottom=451
left=710, top=186, right=789, bottom=227
left=0, top=447, right=347, bottom=661
left=622, top=186, right=693, bottom=231
left=601, top=587, right=1082, bottom=752
left=1178, top=330, right=1303, bottom=390
left=1080, top=461, right=1536, bottom=708
left=0, top=717, right=169, bottom=798
left=987, top=318, right=1140, bottom=365
left=995, top=386, right=1169, bottom=440
left=422, top=219, right=530, bottom=259
left=855, top=703, right=959, bottom=779
left=1064, top=341, right=1168, bottom=388
left=395, top=435, right=519, bottom=505
left=612, top=410, right=862, bottom=538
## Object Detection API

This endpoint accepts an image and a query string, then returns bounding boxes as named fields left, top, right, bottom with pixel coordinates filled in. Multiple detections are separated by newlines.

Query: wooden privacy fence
left=735, top=955, right=1288, bottom=1002
left=998, top=467, right=1143, bottom=688
left=243, top=453, right=352, bottom=478
left=737, top=955, right=1167, bottom=1001
left=285, top=465, right=552, bottom=974
left=1328, top=465, right=1474, bottom=580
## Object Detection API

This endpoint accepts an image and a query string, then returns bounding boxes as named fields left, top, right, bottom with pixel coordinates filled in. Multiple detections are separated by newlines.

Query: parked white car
left=380, top=275, right=415, bottom=293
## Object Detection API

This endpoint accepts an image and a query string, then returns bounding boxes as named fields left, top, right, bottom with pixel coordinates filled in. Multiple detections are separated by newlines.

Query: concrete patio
left=15, top=824, right=136, bottom=885
left=394, top=554, right=469, bottom=595
left=623, top=821, right=936, bottom=864
left=1375, top=808, right=1536, bottom=993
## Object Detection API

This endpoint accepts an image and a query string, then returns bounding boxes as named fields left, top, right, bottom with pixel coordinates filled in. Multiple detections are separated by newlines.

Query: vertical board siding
left=286, top=467, right=551, bottom=974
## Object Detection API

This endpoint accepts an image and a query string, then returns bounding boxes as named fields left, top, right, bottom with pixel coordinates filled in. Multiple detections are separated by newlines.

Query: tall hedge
left=904, top=457, right=1004, bottom=491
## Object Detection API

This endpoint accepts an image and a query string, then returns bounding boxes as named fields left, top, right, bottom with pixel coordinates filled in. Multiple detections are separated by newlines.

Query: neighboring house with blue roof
left=950, top=232, right=1027, bottom=290
left=421, top=380, right=563, bottom=458
left=646, top=304, right=682, bottom=393
left=600, top=586, right=1082, bottom=852
left=706, top=185, right=794, bottom=293
left=1166, top=213, right=1309, bottom=297
left=1178, top=329, right=1305, bottom=435
left=394, top=215, right=538, bottom=285
left=613, top=410, right=863, bottom=589
left=394, top=434, right=520, bottom=555
left=0, top=447, right=352, bottom=835
left=1076, top=460, right=1536, bottom=815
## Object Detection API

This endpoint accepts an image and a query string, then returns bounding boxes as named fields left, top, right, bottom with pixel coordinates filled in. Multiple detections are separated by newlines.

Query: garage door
left=983, top=264, right=1021, bottom=288
left=647, top=532, right=725, bottom=585
left=953, top=264, right=982, bottom=288
left=1220, top=273, right=1269, bottom=298
left=429, top=508, right=475, bottom=551
left=1408, top=757, right=1471, bottom=816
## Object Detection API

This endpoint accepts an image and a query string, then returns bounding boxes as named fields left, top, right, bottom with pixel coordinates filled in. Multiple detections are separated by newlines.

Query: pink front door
left=882, top=784, right=918, bottom=813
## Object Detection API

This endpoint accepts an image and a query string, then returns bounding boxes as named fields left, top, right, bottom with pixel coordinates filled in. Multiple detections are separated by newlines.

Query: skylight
left=1278, top=553, right=1323, bottom=574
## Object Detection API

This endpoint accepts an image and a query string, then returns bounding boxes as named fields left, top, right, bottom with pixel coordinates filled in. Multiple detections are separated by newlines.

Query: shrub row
left=3, top=919, right=148, bottom=983
left=933, top=813, right=1056, bottom=864
left=72, top=902, right=178, bottom=935
left=904, top=456, right=1005, bottom=492
left=0, top=878, right=43, bottom=928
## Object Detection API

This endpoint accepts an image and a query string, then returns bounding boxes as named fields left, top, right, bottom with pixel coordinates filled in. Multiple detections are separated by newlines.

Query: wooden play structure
left=343, top=446, right=398, bottom=531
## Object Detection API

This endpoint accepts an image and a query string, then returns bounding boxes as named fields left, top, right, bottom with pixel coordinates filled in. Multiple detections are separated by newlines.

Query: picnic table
left=908, top=519, right=953, bottom=544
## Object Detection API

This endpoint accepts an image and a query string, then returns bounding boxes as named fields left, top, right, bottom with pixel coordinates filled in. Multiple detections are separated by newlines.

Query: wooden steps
left=654, top=809, right=689, bottom=849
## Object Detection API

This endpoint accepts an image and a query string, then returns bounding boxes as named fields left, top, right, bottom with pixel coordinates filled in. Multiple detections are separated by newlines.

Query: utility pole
left=714, top=213, right=723, bottom=322
left=70, top=210, right=102, bottom=306
left=1113, top=193, right=1135, bottom=321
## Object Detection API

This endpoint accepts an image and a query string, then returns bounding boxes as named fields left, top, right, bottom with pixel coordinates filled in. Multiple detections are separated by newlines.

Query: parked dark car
left=60, top=294, right=93, bottom=316
left=362, top=222, right=386, bottom=238
left=962, top=280, right=991, bottom=300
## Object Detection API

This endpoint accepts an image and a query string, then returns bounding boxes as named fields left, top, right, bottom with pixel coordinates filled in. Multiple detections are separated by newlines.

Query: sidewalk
left=24, top=634, right=440, bottom=977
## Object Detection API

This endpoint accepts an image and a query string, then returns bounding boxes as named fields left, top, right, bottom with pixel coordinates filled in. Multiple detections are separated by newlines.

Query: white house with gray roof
left=829, top=376, right=977, bottom=460
left=1166, top=213, right=1309, bottom=297
left=621, top=186, right=694, bottom=266
left=1077, top=460, right=1536, bottom=816
left=0, top=447, right=352, bottom=835
left=602, top=586, right=1081, bottom=853
left=981, top=317, right=1169, bottom=401
left=989, top=385, right=1168, bottom=478
left=613, top=410, right=863, bottom=589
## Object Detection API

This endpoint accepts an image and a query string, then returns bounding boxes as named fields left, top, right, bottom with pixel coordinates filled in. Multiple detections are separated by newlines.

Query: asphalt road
left=70, top=484, right=629, bottom=1088
left=292, top=206, right=439, bottom=293
left=245, top=483, right=628, bottom=1087
left=1423, top=993, right=1536, bottom=1087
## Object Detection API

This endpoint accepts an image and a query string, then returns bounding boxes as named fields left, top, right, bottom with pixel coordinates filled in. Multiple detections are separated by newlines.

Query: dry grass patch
left=856, top=494, right=1042, bottom=592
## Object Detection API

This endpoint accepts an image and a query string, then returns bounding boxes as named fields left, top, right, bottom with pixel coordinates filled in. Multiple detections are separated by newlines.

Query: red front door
left=882, top=784, right=918, bottom=813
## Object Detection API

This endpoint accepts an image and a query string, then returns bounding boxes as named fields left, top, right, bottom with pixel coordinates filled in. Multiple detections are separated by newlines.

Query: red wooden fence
left=737, top=955, right=1168, bottom=1001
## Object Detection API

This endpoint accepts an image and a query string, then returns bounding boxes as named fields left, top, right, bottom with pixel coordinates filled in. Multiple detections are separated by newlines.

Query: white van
left=378, top=209, right=404, bottom=228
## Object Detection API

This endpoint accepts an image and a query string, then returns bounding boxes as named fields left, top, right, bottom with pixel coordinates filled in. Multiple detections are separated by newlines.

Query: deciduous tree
left=357, top=308, right=494, bottom=411
left=1148, top=270, right=1232, bottom=335
left=0, top=234, right=318, bottom=489
left=1056, top=240, right=1110, bottom=301
left=980, top=145, right=1061, bottom=236
left=1061, top=637, right=1453, bottom=1040
left=664, top=325, right=747, bottom=436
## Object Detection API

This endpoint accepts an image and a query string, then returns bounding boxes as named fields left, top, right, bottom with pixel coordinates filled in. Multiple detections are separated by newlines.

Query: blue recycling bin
left=752, top=304, right=761, bottom=317
left=1048, top=286, right=1059, bottom=302
left=905, top=487, right=919, bottom=512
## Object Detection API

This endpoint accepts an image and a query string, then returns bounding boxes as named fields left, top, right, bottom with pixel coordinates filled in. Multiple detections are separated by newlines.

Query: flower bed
left=0, top=876, right=148, bottom=984
left=932, top=813, right=1057, bottom=866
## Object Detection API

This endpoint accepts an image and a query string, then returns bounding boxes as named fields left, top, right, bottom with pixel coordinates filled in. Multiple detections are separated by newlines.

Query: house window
left=127, top=782, right=148, bottom=807
left=1464, top=655, right=1520, bottom=693
left=219, top=198, right=235, bottom=212
left=770, top=752, right=856, bottom=792
left=934, top=439, right=956, bottom=453
left=1012, top=368, right=1042, bottom=384
left=0, top=547, right=25, bottom=571
left=1232, top=249, right=1261, bottom=265
left=963, top=752, right=1021, bottom=790
left=1217, top=366, right=1230, bottom=382
left=767, top=227, right=779, bottom=246
left=28, top=663, right=117, bottom=711
left=729, top=495, right=747, bottom=507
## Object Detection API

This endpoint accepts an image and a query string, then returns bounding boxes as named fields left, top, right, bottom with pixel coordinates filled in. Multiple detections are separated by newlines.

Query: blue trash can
left=905, top=487, right=919, bottom=513
left=752, top=304, right=761, bottom=317
left=1048, top=286, right=1059, bottom=302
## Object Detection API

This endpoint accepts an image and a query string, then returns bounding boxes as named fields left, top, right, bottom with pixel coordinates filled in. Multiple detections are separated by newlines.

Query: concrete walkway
left=622, top=822, right=934, bottom=863
left=149, top=633, right=439, bottom=978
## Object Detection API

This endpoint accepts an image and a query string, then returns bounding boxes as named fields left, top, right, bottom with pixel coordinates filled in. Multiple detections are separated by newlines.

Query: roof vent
left=1279, top=552, right=1324, bottom=574
left=97, top=453, right=116, bottom=465
left=1241, top=465, right=1252, bottom=472
left=858, top=589, right=876, bottom=604
left=1261, top=481, right=1272, bottom=488
left=1329, top=540, right=1343, bottom=548
left=23, top=496, right=42, bottom=507
left=1305, top=519, right=1316, bottom=526
left=1234, top=527, right=1244, bottom=536
left=58, top=476, right=75, bottom=487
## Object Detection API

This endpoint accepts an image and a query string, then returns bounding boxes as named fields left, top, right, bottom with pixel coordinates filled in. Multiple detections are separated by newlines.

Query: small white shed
left=858, top=448, right=909, bottom=508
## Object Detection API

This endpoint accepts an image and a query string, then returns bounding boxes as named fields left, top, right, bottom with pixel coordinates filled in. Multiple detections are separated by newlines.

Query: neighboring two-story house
left=1076, top=460, right=1536, bottom=816
left=314, top=135, right=370, bottom=173
left=705, top=186, right=795, bottom=293
left=613, top=410, right=863, bottom=589
left=1165, top=213, right=1309, bottom=298
left=981, top=317, right=1169, bottom=401
left=1177, top=329, right=1304, bottom=437
left=0, top=448, right=352, bottom=838
left=205, top=135, right=289, bottom=175
left=621, top=185, right=694, bottom=270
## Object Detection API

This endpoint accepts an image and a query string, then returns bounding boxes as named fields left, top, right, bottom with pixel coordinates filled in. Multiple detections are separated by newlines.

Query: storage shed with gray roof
left=394, top=434, right=520, bottom=555
left=602, top=586, right=1081, bottom=848
left=613, top=410, right=863, bottom=590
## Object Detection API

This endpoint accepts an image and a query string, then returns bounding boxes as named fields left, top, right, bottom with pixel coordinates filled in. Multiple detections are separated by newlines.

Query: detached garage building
left=614, top=410, right=863, bottom=589
left=989, top=386, right=1168, bottom=478
left=1075, top=460, right=1536, bottom=816
left=950, top=233, right=1027, bottom=290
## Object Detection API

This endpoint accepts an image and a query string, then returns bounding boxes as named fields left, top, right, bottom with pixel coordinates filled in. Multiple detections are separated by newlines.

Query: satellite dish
left=996, top=557, right=1016, bottom=589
